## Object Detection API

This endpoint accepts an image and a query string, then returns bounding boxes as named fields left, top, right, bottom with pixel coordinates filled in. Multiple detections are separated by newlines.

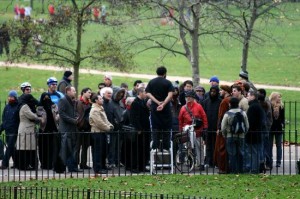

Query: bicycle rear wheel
left=175, top=149, right=195, bottom=173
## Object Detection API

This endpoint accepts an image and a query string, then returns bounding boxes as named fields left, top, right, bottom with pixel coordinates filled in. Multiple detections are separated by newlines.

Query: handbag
left=184, top=105, right=203, bottom=128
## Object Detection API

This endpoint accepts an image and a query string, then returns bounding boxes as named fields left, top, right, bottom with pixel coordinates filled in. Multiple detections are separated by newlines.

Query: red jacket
left=178, top=101, right=208, bottom=137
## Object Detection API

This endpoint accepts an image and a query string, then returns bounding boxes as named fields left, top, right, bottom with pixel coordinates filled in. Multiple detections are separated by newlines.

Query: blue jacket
left=0, top=101, right=19, bottom=134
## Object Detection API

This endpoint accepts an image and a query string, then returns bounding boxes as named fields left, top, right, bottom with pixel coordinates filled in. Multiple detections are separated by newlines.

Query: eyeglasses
left=25, top=88, right=31, bottom=91
left=196, top=90, right=204, bottom=92
left=51, top=83, right=57, bottom=86
left=99, top=87, right=104, bottom=89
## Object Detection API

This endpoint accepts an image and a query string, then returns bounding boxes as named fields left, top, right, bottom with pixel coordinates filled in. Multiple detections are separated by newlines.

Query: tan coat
left=89, top=103, right=113, bottom=133
left=16, top=104, right=40, bottom=150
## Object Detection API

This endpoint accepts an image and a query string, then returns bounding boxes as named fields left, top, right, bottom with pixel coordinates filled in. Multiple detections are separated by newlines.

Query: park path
left=1, top=61, right=300, bottom=91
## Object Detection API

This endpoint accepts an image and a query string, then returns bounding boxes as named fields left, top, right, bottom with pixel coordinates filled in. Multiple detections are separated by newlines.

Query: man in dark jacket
left=57, top=71, right=73, bottom=95
left=130, top=87, right=151, bottom=173
left=202, top=86, right=222, bottom=167
left=106, top=87, right=126, bottom=168
left=75, top=87, right=92, bottom=170
left=58, top=86, right=82, bottom=172
left=245, top=90, right=266, bottom=173
left=0, top=91, right=19, bottom=169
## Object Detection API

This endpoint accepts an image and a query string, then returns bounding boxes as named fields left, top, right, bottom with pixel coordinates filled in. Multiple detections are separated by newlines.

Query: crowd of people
left=0, top=66, right=285, bottom=175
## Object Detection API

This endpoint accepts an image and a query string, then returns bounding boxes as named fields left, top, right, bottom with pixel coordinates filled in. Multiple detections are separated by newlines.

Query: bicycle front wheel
left=175, top=150, right=195, bottom=173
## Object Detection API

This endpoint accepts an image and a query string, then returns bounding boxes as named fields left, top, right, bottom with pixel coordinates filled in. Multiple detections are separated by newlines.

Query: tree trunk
left=190, top=3, right=200, bottom=86
left=241, top=4, right=257, bottom=72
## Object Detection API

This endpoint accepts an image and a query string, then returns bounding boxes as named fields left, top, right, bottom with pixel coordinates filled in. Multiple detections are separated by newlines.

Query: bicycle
left=174, top=124, right=197, bottom=173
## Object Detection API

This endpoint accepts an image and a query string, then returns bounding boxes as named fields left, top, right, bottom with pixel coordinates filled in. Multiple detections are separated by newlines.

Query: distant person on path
left=101, top=5, right=107, bottom=24
left=58, top=71, right=73, bottom=95
left=0, top=22, right=11, bottom=57
left=146, top=66, right=174, bottom=151
left=14, top=4, right=20, bottom=20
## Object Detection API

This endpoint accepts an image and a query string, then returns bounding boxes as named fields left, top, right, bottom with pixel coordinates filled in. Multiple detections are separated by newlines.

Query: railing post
left=87, top=188, right=91, bottom=199
left=13, top=186, right=18, bottom=199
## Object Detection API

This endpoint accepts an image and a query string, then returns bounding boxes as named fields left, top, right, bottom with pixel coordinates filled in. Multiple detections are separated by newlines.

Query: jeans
left=262, top=127, right=272, bottom=167
left=226, top=137, right=245, bottom=173
left=245, top=143, right=262, bottom=173
left=2, top=134, right=17, bottom=167
left=107, top=133, right=117, bottom=165
left=269, top=132, right=283, bottom=165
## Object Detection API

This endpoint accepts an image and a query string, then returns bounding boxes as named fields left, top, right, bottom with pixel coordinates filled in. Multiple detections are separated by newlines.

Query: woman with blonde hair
left=269, top=92, right=285, bottom=168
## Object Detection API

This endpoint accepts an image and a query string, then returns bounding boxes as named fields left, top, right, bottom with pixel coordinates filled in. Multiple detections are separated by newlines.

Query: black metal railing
left=0, top=187, right=207, bottom=199
left=0, top=129, right=299, bottom=182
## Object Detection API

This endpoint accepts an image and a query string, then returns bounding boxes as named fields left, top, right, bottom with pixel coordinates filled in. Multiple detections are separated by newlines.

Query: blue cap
left=209, top=76, right=219, bottom=83
left=8, top=90, right=18, bottom=98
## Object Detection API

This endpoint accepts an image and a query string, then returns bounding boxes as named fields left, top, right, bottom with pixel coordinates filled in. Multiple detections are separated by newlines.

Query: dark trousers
left=205, top=130, right=216, bottom=166
left=15, top=150, right=37, bottom=170
left=75, top=132, right=91, bottom=167
left=2, top=134, right=17, bottom=167
left=38, top=132, right=54, bottom=169
left=92, top=133, right=106, bottom=173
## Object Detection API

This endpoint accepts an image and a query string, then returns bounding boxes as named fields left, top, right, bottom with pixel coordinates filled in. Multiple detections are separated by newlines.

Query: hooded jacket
left=109, top=87, right=126, bottom=130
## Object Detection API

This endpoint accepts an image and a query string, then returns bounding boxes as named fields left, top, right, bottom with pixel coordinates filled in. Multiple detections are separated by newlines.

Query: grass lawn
left=0, top=2, right=300, bottom=87
left=1, top=175, right=300, bottom=198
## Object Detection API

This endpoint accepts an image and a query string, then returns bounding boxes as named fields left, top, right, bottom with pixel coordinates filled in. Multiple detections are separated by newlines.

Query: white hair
left=100, top=87, right=113, bottom=97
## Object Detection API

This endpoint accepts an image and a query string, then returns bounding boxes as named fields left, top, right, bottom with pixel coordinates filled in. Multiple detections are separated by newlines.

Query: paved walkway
left=1, top=62, right=300, bottom=91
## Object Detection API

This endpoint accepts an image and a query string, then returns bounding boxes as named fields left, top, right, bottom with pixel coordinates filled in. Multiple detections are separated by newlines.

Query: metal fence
left=0, top=101, right=299, bottom=182
left=0, top=187, right=208, bottom=199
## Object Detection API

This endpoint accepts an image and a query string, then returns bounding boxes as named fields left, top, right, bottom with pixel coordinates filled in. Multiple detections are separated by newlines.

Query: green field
left=0, top=1, right=300, bottom=87
left=1, top=175, right=300, bottom=198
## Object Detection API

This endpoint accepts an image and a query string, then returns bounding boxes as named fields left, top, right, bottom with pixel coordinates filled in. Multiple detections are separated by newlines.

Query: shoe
left=131, top=169, right=140, bottom=173
left=0, top=166, right=8, bottom=170
left=218, top=170, right=227, bottom=174
left=80, top=165, right=92, bottom=170
left=199, top=165, right=205, bottom=171
left=276, top=162, right=281, bottom=167
left=117, top=162, right=124, bottom=167
left=95, top=169, right=108, bottom=175
left=68, top=168, right=83, bottom=172
left=106, top=164, right=115, bottom=170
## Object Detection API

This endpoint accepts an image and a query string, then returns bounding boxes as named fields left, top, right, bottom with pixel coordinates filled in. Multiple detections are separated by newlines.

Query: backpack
left=230, top=111, right=246, bottom=134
